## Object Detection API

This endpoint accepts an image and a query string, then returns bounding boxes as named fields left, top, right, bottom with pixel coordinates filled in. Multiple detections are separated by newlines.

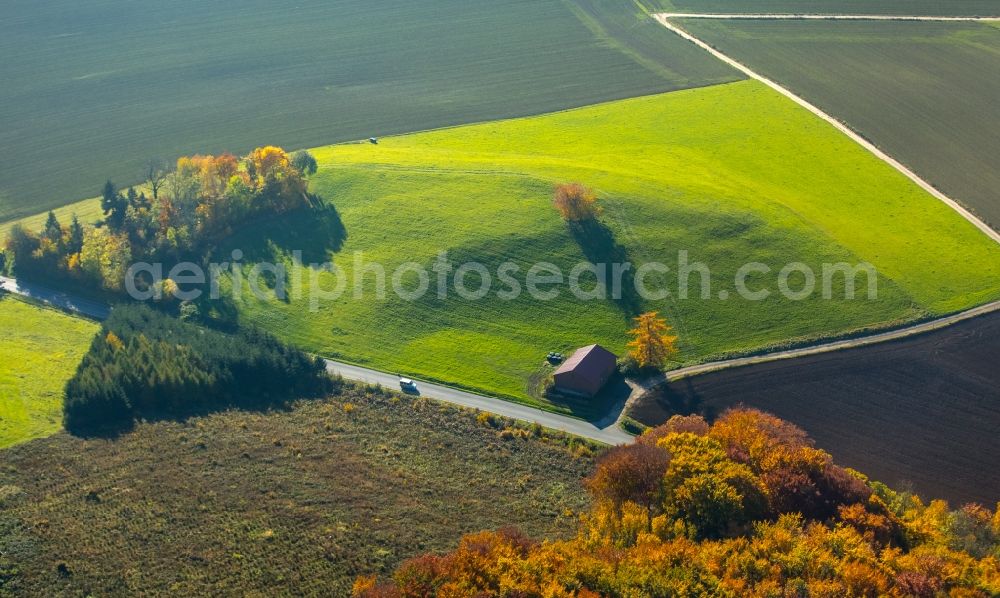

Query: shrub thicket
left=63, top=304, right=331, bottom=433
left=359, top=410, right=1000, bottom=597
left=4, top=146, right=318, bottom=292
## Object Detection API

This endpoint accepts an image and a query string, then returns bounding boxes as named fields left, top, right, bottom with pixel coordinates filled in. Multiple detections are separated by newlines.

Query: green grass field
left=212, top=80, right=1000, bottom=412
left=676, top=19, right=1000, bottom=228
left=0, top=196, right=103, bottom=243
left=0, top=0, right=739, bottom=221
left=648, top=0, right=1000, bottom=15
left=0, top=296, right=98, bottom=448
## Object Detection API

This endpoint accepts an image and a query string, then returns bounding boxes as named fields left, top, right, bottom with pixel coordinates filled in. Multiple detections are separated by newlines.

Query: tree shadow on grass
left=236, top=198, right=348, bottom=266
left=191, top=292, right=242, bottom=333
left=567, top=218, right=642, bottom=319
left=216, top=198, right=347, bottom=303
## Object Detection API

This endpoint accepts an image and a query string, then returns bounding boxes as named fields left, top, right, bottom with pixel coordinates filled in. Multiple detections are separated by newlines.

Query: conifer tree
left=43, top=211, right=62, bottom=244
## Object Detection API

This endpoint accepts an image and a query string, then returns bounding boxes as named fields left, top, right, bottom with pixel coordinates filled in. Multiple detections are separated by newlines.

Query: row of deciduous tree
left=63, top=304, right=333, bottom=433
left=3, top=146, right=318, bottom=292
left=355, top=409, right=1000, bottom=597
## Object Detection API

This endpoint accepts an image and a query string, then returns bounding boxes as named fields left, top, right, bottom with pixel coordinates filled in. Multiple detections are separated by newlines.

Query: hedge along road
left=653, top=13, right=1000, bottom=243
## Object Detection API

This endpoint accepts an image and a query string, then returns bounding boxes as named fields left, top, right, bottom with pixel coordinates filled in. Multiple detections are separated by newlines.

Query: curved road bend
left=0, top=275, right=110, bottom=320
left=653, top=13, right=1000, bottom=244
left=4, top=289, right=998, bottom=444
left=0, top=275, right=631, bottom=444
left=323, top=360, right=632, bottom=445
left=5, top=11, right=999, bottom=446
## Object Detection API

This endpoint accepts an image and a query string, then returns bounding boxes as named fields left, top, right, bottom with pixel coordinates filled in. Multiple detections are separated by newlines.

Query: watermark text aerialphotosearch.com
left=125, top=250, right=878, bottom=310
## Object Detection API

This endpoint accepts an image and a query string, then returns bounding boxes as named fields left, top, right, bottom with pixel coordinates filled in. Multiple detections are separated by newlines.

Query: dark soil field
left=650, top=0, right=1000, bottom=15
left=0, top=385, right=596, bottom=596
left=627, top=311, right=1000, bottom=506
left=678, top=19, right=1000, bottom=229
left=0, top=0, right=739, bottom=221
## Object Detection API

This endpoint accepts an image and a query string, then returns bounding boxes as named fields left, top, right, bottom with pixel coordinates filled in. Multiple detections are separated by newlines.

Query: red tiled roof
left=553, top=344, right=617, bottom=396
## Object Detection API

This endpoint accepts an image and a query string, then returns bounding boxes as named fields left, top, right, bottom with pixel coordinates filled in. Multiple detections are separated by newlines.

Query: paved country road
left=6, top=274, right=1000, bottom=442
left=323, top=360, right=632, bottom=445
left=661, top=300, right=1000, bottom=383
left=0, top=274, right=631, bottom=444
left=1, top=275, right=110, bottom=319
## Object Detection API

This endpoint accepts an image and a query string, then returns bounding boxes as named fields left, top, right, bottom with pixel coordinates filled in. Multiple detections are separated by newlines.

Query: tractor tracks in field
left=652, top=12, right=1000, bottom=245
left=615, top=298, right=1000, bottom=430
left=657, top=13, right=1000, bottom=22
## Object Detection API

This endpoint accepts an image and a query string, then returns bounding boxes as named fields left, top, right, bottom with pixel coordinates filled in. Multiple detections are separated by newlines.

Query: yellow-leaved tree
left=249, top=145, right=291, bottom=182
left=626, top=311, right=678, bottom=371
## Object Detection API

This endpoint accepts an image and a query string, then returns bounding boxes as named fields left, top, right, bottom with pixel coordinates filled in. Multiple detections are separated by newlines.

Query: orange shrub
left=553, top=183, right=600, bottom=221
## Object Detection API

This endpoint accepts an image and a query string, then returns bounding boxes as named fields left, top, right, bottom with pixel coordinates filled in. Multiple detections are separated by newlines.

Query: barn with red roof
left=551, top=344, right=617, bottom=398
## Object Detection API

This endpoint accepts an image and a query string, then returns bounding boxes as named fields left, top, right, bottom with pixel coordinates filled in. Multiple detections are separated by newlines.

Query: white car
left=399, top=377, right=417, bottom=391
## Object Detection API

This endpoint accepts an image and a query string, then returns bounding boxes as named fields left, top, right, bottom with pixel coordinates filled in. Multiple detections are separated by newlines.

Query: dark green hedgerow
left=63, top=304, right=331, bottom=433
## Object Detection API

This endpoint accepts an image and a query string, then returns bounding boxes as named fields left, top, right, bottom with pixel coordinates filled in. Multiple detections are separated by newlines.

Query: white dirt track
left=653, top=12, right=1000, bottom=244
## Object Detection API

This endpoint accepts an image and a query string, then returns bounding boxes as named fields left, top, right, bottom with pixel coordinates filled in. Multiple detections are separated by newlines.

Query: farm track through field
left=654, top=13, right=1000, bottom=243
left=661, top=300, right=1000, bottom=383
left=658, top=14, right=1000, bottom=21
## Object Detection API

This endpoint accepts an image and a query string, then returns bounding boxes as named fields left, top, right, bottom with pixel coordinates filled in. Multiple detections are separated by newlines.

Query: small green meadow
left=0, top=296, right=98, bottom=447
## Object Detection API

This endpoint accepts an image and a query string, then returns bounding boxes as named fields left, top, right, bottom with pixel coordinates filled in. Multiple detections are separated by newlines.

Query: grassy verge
left=0, top=295, right=97, bottom=448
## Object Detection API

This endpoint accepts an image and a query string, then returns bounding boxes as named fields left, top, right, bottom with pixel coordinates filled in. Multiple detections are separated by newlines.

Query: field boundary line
left=659, top=300, right=1000, bottom=383
left=658, top=13, right=1000, bottom=21
left=653, top=13, right=1000, bottom=244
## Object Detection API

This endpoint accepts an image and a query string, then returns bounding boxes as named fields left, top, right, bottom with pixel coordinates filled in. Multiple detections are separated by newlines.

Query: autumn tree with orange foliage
left=249, top=145, right=290, bottom=180
left=553, top=183, right=601, bottom=221
left=356, top=409, right=1000, bottom=597
left=5, top=146, right=318, bottom=294
left=626, top=310, right=678, bottom=371
left=585, top=442, right=670, bottom=520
